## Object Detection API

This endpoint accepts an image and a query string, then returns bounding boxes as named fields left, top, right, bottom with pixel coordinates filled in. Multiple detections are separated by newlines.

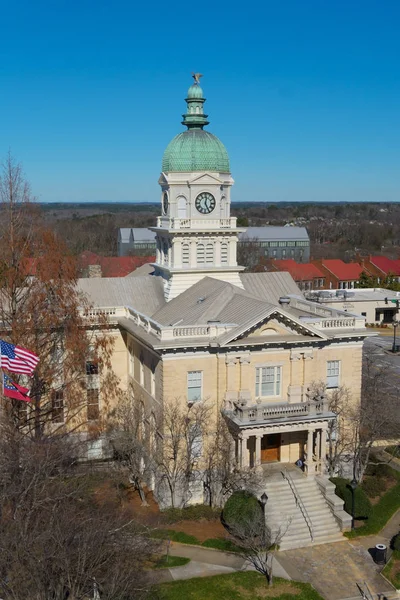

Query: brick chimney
left=86, top=264, right=102, bottom=278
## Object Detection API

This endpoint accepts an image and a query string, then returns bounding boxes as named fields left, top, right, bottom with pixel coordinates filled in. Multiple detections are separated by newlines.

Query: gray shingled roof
left=151, top=277, right=275, bottom=327
left=118, top=228, right=133, bottom=242
left=77, top=276, right=165, bottom=315
left=239, top=226, right=309, bottom=241
left=240, top=272, right=302, bottom=304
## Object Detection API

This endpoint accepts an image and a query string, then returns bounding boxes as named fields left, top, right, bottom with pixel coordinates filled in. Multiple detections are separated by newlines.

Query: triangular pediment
left=188, top=172, right=223, bottom=185
left=219, top=307, right=327, bottom=346
left=158, top=172, right=168, bottom=185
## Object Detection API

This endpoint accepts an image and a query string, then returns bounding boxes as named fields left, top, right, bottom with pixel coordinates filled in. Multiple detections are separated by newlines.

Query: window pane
left=187, top=371, right=202, bottom=402
left=87, top=389, right=100, bottom=420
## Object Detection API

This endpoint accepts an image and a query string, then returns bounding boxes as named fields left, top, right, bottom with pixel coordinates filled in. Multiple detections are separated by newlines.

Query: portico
left=225, top=396, right=334, bottom=476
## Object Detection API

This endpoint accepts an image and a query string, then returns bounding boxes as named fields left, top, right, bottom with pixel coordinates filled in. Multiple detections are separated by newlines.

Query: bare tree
left=0, top=416, right=158, bottom=599
left=237, top=236, right=261, bottom=271
left=351, top=348, right=400, bottom=482
left=223, top=492, right=290, bottom=586
left=203, top=414, right=262, bottom=507
left=307, top=382, right=354, bottom=477
left=154, top=399, right=212, bottom=508
left=0, top=153, right=116, bottom=439
left=107, top=390, right=152, bottom=506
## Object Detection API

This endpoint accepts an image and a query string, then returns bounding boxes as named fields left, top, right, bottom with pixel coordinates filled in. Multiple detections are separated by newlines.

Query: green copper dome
left=162, top=77, right=230, bottom=173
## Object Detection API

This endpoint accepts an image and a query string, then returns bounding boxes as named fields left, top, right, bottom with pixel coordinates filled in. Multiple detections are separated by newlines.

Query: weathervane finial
left=191, top=72, right=203, bottom=85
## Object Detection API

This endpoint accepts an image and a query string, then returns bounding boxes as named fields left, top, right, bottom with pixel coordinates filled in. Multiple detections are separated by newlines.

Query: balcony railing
left=230, top=398, right=329, bottom=424
left=156, top=217, right=237, bottom=230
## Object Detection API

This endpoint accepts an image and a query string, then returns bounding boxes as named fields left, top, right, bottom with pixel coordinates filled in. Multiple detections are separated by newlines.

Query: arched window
left=220, top=196, right=226, bottom=218
left=177, top=196, right=187, bottom=219
left=197, top=243, right=205, bottom=264
left=163, top=241, right=168, bottom=265
left=182, top=243, right=190, bottom=265
left=221, top=243, right=228, bottom=264
left=206, top=243, right=214, bottom=264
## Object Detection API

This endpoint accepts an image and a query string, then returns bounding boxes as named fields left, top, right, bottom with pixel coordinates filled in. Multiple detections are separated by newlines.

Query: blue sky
left=1, top=0, right=399, bottom=203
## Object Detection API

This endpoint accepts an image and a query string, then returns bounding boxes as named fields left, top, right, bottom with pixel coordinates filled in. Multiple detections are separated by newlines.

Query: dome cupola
left=162, top=74, right=230, bottom=173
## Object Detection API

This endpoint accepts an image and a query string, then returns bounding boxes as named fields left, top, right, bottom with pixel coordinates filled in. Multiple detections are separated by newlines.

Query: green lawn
left=153, top=572, right=323, bottom=600
left=382, top=550, right=400, bottom=589
left=151, top=529, right=241, bottom=552
left=332, top=464, right=400, bottom=538
left=154, top=555, right=190, bottom=569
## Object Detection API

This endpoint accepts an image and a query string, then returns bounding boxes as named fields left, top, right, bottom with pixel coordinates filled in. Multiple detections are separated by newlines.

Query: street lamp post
left=350, top=479, right=357, bottom=531
left=392, top=320, right=399, bottom=354
left=260, top=492, right=268, bottom=544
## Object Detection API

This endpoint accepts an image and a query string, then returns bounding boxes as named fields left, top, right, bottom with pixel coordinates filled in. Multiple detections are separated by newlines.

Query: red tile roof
left=320, top=259, right=363, bottom=280
left=272, top=259, right=324, bottom=281
left=369, top=256, right=400, bottom=276
left=79, top=252, right=154, bottom=278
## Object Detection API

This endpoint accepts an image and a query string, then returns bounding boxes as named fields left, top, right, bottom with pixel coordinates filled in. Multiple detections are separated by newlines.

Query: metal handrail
left=282, top=468, right=314, bottom=542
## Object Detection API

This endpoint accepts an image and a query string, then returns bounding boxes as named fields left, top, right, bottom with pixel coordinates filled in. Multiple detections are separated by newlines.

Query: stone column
left=306, top=428, right=315, bottom=476
left=215, top=240, right=221, bottom=267
left=239, top=354, right=250, bottom=391
left=224, top=356, right=238, bottom=407
left=190, top=239, right=197, bottom=268
left=255, top=434, right=262, bottom=466
left=237, top=436, right=243, bottom=467
left=315, top=429, right=321, bottom=474
left=288, top=350, right=302, bottom=403
left=302, top=350, right=314, bottom=399
left=320, top=426, right=327, bottom=475
left=242, top=434, right=250, bottom=468
left=172, top=239, right=182, bottom=268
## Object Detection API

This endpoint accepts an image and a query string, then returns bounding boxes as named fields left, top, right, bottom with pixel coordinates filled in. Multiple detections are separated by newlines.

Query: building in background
left=312, top=259, right=365, bottom=290
left=305, top=288, right=400, bottom=325
left=118, top=228, right=157, bottom=257
left=265, top=259, right=325, bottom=291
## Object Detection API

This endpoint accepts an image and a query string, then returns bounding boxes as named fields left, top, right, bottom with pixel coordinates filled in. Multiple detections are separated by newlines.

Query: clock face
left=162, top=192, right=169, bottom=214
left=195, top=192, right=216, bottom=215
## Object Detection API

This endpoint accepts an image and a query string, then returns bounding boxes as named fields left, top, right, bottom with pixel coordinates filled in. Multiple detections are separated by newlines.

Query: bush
left=365, top=462, right=394, bottom=479
left=161, top=505, right=220, bottom=524
left=330, top=477, right=372, bottom=520
left=222, top=490, right=263, bottom=531
left=392, top=534, right=400, bottom=552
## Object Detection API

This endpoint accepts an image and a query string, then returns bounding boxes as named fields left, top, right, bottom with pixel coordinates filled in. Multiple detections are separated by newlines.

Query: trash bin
left=375, top=544, right=387, bottom=564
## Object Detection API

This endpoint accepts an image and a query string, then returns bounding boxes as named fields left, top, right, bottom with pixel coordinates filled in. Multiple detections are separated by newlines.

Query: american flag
left=0, top=340, right=39, bottom=375
left=3, top=374, right=30, bottom=402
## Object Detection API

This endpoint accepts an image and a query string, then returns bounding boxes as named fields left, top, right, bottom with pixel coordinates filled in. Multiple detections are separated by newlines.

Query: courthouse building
left=79, top=79, right=370, bottom=541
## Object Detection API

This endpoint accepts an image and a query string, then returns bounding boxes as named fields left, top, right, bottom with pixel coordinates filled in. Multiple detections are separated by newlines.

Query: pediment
left=219, top=308, right=327, bottom=346
left=188, top=172, right=223, bottom=186
left=249, top=318, right=294, bottom=337
left=158, top=172, right=168, bottom=185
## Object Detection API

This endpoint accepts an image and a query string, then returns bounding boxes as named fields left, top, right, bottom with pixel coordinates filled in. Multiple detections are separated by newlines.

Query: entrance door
left=261, top=434, right=281, bottom=463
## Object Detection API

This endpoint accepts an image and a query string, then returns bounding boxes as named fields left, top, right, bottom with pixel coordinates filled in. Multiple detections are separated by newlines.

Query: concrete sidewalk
left=154, top=541, right=291, bottom=583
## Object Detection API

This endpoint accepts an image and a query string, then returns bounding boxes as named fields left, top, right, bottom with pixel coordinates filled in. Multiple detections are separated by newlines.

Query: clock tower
left=151, top=76, right=245, bottom=301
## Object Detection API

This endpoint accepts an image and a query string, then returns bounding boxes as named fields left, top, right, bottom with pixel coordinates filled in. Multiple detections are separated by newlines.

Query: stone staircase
left=264, top=470, right=346, bottom=550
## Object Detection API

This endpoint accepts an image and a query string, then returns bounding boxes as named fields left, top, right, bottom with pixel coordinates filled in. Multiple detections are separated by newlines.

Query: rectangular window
left=52, top=390, right=64, bottom=423
left=187, top=371, right=202, bottom=403
left=190, top=424, right=203, bottom=458
left=327, top=360, right=340, bottom=389
left=287, top=241, right=296, bottom=247
left=151, top=363, right=156, bottom=397
left=278, top=241, right=287, bottom=247
left=255, top=366, right=281, bottom=397
left=139, top=353, right=144, bottom=386
left=86, top=360, right=98, bottom=375
left=87, top=388, right=100, bottom=421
